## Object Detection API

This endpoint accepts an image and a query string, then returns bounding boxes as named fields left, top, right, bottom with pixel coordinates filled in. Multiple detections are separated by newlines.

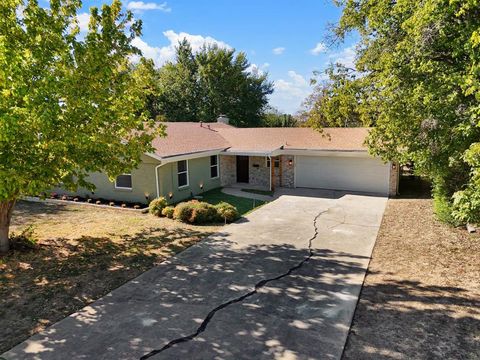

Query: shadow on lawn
left=343, top=279, right=480, bottom=360
left=3, top=231, right=478, bottom=359
left=3, top=239, right=372, bottom=359
left=0, top=226, right=214, bottom=354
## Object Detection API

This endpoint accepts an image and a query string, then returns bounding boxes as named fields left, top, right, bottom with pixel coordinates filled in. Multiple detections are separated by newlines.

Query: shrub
left=173, top=201, right=217, bottom=224
left=190, top=202, right=217, bottom=224
left=433, top=185, right=460, bottom=226
left=162, top=206, right=175, bottom=218
left=149, top=197, right=168, bottom=216
left=214, top=202, right=239, bottom=223
left=10, top=225, right=38, bottom=251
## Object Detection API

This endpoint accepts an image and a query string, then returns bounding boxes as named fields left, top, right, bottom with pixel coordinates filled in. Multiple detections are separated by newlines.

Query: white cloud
left=269, top=71, right=312, bottom=114
left=131, top=30, right=232, bottom=67
left=76, top=13, right=90, bottom=33
left=310, top=42, right=327, bottom=55
left=246, top=62, right=270, bottom=76
left=272, top=47, right=285, bottom=55
left=329, top=45, right=357, bottom=69
left=126, top=1, right=171, bottom=12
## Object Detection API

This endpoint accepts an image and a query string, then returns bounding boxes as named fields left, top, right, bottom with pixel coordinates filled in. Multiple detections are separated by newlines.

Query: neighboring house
left=56, top=116, right=399, bottom=204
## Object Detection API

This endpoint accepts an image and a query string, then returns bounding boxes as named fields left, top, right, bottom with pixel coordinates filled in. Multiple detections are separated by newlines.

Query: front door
left=236, top=156, right=249, bottom=183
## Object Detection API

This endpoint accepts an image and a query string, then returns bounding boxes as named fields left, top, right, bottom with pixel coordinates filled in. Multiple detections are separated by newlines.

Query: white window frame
left=177, top=160, right=189, bottom=188
left=210, top=155, right=219, bottom=179
left=115, top=174, right=132, bottom=190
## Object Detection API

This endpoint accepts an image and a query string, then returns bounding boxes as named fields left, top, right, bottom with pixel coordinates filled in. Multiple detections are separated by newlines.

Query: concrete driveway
left=3, top=190, right=387, bottom=360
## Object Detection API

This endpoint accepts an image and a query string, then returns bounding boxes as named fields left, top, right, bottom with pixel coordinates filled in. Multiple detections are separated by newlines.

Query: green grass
left=200, top=188, right=266, bottom=216
left=241, top=188, right=274, bottom=196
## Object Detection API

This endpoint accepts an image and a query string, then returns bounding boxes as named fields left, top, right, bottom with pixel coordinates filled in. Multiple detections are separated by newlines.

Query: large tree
left=154, top=40, right=274, bottom=127
left=0, top=0, right=162, bottom=253
left=309, top=0, right=480, bottom=224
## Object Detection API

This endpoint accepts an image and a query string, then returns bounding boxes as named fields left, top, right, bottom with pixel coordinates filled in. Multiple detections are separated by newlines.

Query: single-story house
left=56, top=116, right=399, bottom=204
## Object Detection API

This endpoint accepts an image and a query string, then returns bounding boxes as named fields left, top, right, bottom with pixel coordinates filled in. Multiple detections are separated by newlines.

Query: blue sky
left=77, top=0, right=358, bottom=114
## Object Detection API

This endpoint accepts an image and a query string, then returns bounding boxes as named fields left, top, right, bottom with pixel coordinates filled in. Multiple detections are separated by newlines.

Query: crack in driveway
left=139, top=209, right=328, bottom=360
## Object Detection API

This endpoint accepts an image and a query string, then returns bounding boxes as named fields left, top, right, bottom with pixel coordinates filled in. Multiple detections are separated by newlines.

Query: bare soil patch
left=0, top=200, right=218, bottom=353
left=343, top=198, right=480, bottom=359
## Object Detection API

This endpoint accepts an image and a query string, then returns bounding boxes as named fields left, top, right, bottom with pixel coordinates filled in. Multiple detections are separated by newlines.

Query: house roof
left=150, top=122, right=369, bottom=159
left=151, top=122, right=230, bottom=158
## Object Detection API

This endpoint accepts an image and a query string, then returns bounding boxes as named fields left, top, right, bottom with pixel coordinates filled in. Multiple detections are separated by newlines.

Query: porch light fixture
left=168, top=191, right=173, bottom=199
left=144, top=192, right=150, bottom=201
left=392, top=163, right=397, bottom=170
left=288, top=158, right=293, bottom=166
left=199, top=182, right=204, bottom=190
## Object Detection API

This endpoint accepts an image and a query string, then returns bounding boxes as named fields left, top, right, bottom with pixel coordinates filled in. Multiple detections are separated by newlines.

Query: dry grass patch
left=0, top=200, right=218, bottom=353
left=343, top=199, right=480, bottom=360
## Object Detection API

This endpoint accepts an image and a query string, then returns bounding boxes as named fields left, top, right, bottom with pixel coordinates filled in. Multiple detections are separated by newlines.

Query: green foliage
left=313, top=0, right=480, bottom=224
left=214, top=201, right=239, bottom=223
left=172, top=200, right=238, bottom=224
left=433, top=185, right=460, bottom=226
left=149, top=197, right=168, bottom=216
left=261, top=107, right=297, bottom=127
left=10, top=225, right=37, bottom=251
left=299, top=65, right=371, bottom=128
left=173, top=200, right=217, bottom=224
left=154, top=40, right=274, bottom=127
left=161, top=206, right=174, bottom=218
left=0, top=0, right=164, bottom=201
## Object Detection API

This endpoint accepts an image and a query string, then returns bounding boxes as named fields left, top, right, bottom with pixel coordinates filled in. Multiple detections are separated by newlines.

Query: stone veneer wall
left=389, top=162, right=399, bottom=196
left=249, top=156, right=270, bottom=189
left=281, top=155, right=295, bottom=188
left=220, top=155, right=236, bottom=186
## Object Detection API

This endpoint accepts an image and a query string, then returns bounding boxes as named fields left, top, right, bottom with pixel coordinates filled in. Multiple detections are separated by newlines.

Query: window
left=177, top=160, right=189, bottom=188
left=266, top=157, right=280, bottom=168
left=210, top=155, right=219, bottom=178
left=115, top=174, right=132, bottom=189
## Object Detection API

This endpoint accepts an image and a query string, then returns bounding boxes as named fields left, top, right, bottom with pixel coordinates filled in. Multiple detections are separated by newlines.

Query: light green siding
left=54, top=154, right=159, bottom=204
left=158, top=156, right=221, bottom=204
left=53, top=154, right=222, bottom=204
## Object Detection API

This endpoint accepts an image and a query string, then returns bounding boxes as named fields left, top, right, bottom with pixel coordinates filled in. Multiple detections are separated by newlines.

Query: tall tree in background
left=310, top=0, right=480, bottom=225
left=155, top=41, right=274, bottom=127
left=261, top=107, right=297, bottom=127
left=0, top=0, right=162, bottom=253
left=299, top=65, right=374, bottom=128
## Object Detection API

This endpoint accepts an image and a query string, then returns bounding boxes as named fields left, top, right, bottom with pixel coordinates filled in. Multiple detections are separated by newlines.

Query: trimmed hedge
left=172, top=200, right=239, bottom=224
left=149, top=197, right=168, bottom=216
left=161, top=206, right=175, bottom=218
left=214, top=201, right=239, bottom=223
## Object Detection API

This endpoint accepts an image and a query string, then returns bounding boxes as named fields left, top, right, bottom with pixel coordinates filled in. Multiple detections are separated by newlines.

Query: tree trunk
left=0, top=199, right=16, bottom=254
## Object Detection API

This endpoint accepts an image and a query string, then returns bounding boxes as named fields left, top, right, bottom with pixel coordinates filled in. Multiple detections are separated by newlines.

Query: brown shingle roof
left=150, top=123, right=369, bottom=158
left=151, top=122, right=230, bottom=158
left=216, top=127, right=369, bottom=153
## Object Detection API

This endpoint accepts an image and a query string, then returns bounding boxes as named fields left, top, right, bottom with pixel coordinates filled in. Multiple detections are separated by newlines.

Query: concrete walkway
left=3, top=191, right=387, bottom=360
left=221, top=187, right=274, bottom=202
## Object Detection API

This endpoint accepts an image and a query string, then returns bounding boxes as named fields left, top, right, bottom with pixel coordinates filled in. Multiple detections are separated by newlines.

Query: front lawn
left=0, top=201, right=218, bottom=354
left=199, top=188, right=266, bottom=216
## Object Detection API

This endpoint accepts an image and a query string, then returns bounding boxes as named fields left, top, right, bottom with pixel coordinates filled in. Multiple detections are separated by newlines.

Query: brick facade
left=249, top=156, right=270, bottom=189
left=220, top=155, right=236, bottom=186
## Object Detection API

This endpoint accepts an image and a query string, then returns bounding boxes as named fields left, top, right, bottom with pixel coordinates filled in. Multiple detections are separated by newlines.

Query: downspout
left=155, top=162, right=168, bottom=198
left=268, top=155, right=272, bottom=192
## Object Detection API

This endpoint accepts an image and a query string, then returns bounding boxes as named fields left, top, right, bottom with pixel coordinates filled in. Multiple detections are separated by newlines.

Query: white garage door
left=296, top=155, right=390, bottom=195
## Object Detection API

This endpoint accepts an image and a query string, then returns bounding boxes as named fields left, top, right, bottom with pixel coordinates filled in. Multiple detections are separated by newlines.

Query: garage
left=295, top=155, right=390, bottom=195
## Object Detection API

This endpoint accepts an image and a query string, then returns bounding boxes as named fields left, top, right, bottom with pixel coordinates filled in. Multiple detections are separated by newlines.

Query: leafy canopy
left=307, top=0, right=480, bottom=224
left=0, top=0, right=163, bottom=202
left=151, top=40, right=274, bottom=127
